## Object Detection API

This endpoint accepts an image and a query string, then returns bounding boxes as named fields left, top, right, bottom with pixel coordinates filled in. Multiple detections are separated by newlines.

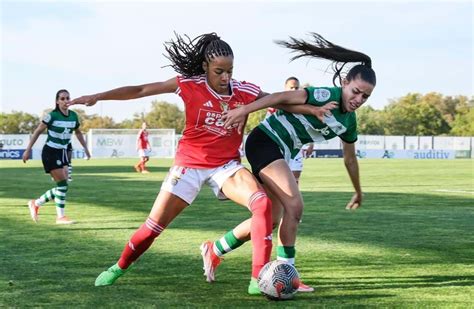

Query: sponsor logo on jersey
left=324, top=114, right=347, bottom=135
left=203, top=100, right=213, bottom=108
left=196, top=109, right=229, bottom=136
left=314, top=88, right=331, bottom=102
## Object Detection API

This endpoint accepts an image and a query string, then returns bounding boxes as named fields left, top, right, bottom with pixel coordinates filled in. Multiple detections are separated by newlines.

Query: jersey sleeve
left=236, top=81, right=261, bottom=104
left=176, top=75, right=192, bottom=104
left=42, top=112, right=53, bottom=126
left=304, top=86, right=339, bottom=106
left=339, top=113, right=358, bottom=143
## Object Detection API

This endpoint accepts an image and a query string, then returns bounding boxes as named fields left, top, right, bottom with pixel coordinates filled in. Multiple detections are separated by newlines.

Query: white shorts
left=289, top=150, right=303, bottom=172
left=138, top=149, right=152, bottom=157
left=160, top=160, right=245, bottom=205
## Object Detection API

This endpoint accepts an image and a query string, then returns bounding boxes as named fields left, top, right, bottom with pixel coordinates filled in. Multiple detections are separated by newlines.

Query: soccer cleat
left=297, top=281, right=315, bottom=293
left=28, top=200, right=39, bottom=223
left=200, top=241, right=222, bottom=282
left=141, top=170, right=150, bottom=174
left=247, top=278, right=261, bottom=295
left=56, top=216, right=75, bottom=225
left=95, top=263, right=126, bottom=286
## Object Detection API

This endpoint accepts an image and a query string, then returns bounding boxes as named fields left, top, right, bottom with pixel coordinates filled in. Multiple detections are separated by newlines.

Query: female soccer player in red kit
left=69, top=32, right=273, bottom=294
left=135, top=122, right=152, bottom=173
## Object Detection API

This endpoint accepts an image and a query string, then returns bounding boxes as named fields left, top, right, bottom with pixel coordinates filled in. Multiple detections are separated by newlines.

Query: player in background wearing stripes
left=22, top=89, right=91, bottom=224
left=135, top=122, right=152, bottom=173
left=69, top=32, right=274, bottom=294
left=209, top=33, right=376, bottom=293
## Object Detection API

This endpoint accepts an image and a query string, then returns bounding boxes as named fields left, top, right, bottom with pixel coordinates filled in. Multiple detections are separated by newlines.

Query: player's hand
left=304, top=144, right=314, bottom=158
left=312, top=101, right=339, bottom=122
left=222, top=107, right=248, bottom=131
left=346, top=192, right=363, bottom=210
left=68, top=94, right=99, bottom=107
left=22, top=149, right=31, bottom=163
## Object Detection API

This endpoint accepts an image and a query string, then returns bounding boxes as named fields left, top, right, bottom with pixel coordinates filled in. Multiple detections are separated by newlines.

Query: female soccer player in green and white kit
left=203, top=33, right=376, bottom=294
left=22, top=89, right=91, bottom=224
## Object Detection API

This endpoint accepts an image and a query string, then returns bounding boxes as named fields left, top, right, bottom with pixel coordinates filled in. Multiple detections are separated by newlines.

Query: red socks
left=249, top=190, right=273, bottom=278
left=118, top=217, right=164, bottom=269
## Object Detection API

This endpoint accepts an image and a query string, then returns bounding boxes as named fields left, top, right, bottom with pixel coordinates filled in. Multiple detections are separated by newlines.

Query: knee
left=284, top=202, right=303, bottom=224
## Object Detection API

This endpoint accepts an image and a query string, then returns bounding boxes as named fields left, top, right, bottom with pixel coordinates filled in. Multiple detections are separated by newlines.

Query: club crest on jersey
left=219, top=101, right=229, bottom=112
left=314, top=88, right=331, bottom=102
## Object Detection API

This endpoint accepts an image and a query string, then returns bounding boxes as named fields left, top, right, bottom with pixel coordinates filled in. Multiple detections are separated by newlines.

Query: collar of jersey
left=205, top=78, right=233, bottom=102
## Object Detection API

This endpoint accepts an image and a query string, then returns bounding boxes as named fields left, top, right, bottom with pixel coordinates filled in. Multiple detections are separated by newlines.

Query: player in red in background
left=135, top=122, right=152, bottom=173
left=69, top=32, right=273, bottom=294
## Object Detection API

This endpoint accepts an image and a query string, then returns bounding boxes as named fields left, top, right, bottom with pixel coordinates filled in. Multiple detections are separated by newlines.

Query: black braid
left=275, top=32, right=376, bottom=86
left=164, top=32, right=233, bottom=77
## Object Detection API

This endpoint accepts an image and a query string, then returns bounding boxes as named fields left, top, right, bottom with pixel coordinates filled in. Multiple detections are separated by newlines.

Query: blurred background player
left=22, top=89, right=91, bottom=224
left=267, top=77, right=314, bottom=186
left=135, top=122, right=152, bottom=173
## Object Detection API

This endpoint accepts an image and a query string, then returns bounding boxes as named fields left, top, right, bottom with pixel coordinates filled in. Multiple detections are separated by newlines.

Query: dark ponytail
left=275, top=33, right=376, bottom=86
left=164, top=32, right=233, bottom=77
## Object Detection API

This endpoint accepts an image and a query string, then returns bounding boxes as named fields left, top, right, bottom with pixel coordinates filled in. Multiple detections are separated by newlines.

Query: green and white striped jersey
left=42, top=109, right=80, bottom=150
left=258, top=86, right=357, bottom=161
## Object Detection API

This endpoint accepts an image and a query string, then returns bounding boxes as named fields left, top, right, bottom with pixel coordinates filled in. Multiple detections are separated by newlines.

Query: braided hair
left=276, top=33, right=376, bottom=87
left=164, top=32, right=233, bottom=77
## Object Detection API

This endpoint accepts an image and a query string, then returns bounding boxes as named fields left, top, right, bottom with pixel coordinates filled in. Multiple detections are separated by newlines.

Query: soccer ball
left=258, top=260, right=300, bottom=300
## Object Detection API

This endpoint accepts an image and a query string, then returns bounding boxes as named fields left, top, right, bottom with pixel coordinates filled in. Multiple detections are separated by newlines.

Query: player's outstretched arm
left=68, top=77, right=178, bottom=107
left=342, top=141, right=363, bottom=210
left=222, top=90, right=307, bottom=130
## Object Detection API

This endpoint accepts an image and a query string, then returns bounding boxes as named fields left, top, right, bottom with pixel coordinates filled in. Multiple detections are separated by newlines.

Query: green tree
left=383, top=93, right=450, bottom=135
left=356, top=106, right=385, bottom=135
left=450, top=106, right=474, bottom=136
left=0, top=111, right=39, bottom=133
left=244, top=109, right=266, bottom=134
left=144, top=101, right=185, bottom=132
left=69, top=108, right=119, bottom=131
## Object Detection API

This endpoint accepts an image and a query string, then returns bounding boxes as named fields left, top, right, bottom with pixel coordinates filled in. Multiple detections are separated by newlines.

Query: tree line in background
left=1, top=93, right=473, bottom=136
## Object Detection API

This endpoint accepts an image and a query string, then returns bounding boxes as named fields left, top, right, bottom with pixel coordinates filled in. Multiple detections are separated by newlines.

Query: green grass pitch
left=1, top=158, right=473, bottom=307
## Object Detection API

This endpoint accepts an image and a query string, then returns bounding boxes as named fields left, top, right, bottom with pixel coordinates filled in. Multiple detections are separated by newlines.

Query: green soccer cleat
left=248, top=277, right=261, bottom=295
left=95, top=263, right=126, bottom=286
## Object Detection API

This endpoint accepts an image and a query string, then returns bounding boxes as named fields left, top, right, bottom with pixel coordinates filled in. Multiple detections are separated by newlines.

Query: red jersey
left=175, top=75, right=261, bottom=168
left=137, top=129, right=149, bottom=150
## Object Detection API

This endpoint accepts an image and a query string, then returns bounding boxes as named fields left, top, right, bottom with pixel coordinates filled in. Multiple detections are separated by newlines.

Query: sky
left=1, top=0, right=473, bottom=121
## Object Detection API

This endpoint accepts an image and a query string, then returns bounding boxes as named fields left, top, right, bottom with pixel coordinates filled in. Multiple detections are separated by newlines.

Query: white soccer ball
left=258, top=260, right=300, bottom=300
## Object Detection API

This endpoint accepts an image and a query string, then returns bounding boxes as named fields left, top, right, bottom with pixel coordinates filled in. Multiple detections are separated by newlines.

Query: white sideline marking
left=433, top=189, right=474, bottom=194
